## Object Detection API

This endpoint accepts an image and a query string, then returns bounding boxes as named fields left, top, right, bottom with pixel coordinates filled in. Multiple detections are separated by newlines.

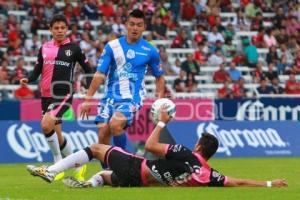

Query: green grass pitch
left=0, top=158, right=299, bottom=200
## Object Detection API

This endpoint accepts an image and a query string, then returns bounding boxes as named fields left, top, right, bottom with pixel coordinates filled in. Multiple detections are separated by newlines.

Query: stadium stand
left=0, top=0, right=299, bottom=100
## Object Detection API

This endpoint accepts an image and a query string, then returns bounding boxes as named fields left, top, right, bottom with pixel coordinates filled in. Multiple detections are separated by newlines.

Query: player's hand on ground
left=158, top=105, right=171, bottom=124
left=80, top=100, right=91, bottom=120
left=271, top=179, right=288, bottom=187
left=20, top=78, right=28, bottom=86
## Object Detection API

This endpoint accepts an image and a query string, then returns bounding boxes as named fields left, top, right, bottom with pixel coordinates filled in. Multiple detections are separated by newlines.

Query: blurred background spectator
left=256, top=77, right=274, bottom=95
left=213, top=63, right=230, bottom=83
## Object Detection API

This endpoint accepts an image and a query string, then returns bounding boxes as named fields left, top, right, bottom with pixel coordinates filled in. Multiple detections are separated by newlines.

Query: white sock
left=48, top=149, right=90, bottom=173
left=88, top=172, right=104, bottom=187
left=60, top=138, right=73, bottom=158
left=46, top=131, right=62, bottom=163
left=60, top=138, right=83, bottom=172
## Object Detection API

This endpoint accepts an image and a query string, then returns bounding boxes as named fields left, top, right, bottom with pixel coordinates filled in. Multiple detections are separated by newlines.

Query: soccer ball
left=150, top=98, right=176, bottom=124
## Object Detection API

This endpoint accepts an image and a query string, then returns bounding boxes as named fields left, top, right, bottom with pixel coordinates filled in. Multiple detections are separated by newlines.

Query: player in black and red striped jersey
left=20, top=14, right=92, bottom=181
left=27, top=106, right=287, bottom=188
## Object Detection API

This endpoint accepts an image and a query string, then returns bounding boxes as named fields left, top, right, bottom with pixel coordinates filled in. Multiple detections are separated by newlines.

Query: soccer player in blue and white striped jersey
left=80, top=9, right=165, bottom=161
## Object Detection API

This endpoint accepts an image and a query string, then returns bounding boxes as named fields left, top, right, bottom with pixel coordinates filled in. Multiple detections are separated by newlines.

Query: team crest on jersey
left=65, top=50, right=72, bottom=57
left=126, top=49, right=135, bottom=59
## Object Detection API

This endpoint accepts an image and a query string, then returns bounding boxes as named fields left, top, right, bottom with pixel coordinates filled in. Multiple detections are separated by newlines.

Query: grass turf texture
left=0, top=158, right=299, bottom=200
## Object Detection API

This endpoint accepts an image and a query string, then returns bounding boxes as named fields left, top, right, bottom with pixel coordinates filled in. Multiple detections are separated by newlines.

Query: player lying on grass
left=27, top=107, right=287, bottom=188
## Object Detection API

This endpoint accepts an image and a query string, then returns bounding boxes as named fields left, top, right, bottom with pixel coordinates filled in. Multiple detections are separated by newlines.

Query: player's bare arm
left=80, top=72, right=106, bottom=119
left=155, top=75, right=165, bottom=98
left=145, top=107, right=171, bottom=156
left=225, top=177, right=288, bottom=188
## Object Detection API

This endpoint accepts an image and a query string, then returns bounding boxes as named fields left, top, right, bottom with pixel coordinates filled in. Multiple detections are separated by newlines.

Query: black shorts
left=104, top=147, right=144, bottom=187
left=41, top=91, right=73, bottom=120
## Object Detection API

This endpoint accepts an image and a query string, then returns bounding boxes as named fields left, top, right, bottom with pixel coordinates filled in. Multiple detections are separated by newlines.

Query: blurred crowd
left=0, top=0, right=300, bottom=100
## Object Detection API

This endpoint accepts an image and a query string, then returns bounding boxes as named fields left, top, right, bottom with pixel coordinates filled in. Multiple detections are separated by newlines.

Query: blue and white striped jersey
left=97, top=36, right=164, bottom=104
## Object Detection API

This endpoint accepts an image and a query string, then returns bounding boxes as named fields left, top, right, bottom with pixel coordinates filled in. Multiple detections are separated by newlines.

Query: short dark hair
left=128, top=9, right=145, bottom=21
left=49, top=14, right=68, bottom=27
left=197, top=133, right=219, bottom=160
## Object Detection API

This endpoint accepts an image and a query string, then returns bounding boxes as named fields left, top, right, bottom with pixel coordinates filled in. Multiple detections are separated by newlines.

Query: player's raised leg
left=27, top=144, right=111, bottom=183
left=56, top=124, right=87, bottom=181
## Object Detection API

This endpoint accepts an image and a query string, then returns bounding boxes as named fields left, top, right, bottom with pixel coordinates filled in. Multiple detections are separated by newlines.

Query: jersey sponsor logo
left=170, top=144, right=182, bottom=152
left=117, top=71, right=138, bottom=80
left=43, top=60, right=71, bottom=67
left=163, top=171, right=173, bottom=183
left=126, top=49, right=135, bottom=59
left=123, top=62, right=132, bottom=71
left=65, top=50, right=72, bottom=57
left=151, top=165, right=162, bottom=180
left=7, top=123, right=98, bottom=162
left=171, top=162, right=201, bottom=186
left=141, top=46, right=151, bottom=51
left=197, top=122, right=288, bottom=156
left=135, top=52, right=148, bottom=56
left=116, top=63, right=138, bottom=81
left=172, top=172, right=190, bottom=185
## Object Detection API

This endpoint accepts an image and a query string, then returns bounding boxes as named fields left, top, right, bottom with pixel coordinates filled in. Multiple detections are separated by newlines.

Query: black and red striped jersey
left=28, top=38, right=92, bottom=97
left=146, top=144, right=227, bottom=187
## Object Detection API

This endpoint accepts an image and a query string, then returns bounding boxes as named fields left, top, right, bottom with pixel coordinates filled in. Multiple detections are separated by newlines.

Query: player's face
left=126, top=17, right=145, bottom=43
left=50, top=21, right=68, bottom=43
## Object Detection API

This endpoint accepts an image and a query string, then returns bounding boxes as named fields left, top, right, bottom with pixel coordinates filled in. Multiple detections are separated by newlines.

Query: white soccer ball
left=150, top=98, right=176, bottom=124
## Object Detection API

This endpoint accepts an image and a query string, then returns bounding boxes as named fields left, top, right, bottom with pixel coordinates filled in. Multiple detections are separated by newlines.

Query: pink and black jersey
left=146, top=144, right=227, bottom=187
left=28, top=38, right=92, bottom=97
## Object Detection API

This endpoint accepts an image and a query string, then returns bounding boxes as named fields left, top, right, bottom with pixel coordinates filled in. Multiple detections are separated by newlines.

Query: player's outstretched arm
left=80, top=72, right=106, bottom=119
left=145, top=107, right=171, bottom=157
left=225, top=177, right=288, bottom=188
